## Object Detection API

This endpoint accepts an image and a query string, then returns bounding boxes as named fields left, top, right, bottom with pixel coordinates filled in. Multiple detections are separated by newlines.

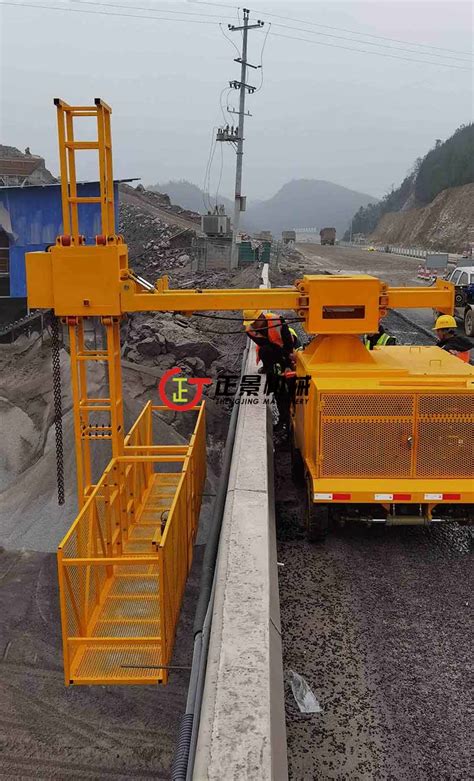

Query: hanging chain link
left=51, top=316, right=65, bottom=505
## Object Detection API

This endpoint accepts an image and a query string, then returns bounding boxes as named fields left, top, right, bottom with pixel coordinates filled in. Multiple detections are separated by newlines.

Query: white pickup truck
left=444, top=265, right=474, bottom=336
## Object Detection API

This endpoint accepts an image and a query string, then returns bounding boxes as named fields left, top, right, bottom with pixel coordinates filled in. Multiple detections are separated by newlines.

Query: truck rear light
left=313, top=493, right=351, bottom=501
left=374, top=493, right=411, bottom=501
left=424, top=493, right=461, bottom=501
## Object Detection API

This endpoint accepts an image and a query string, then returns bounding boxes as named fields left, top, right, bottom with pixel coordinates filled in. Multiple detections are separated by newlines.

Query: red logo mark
left=158, top=367, right=212, bottom=411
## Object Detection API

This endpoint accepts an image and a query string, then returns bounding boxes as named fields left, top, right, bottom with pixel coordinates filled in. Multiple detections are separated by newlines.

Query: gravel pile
left=119, top=201, right=192, bottom=278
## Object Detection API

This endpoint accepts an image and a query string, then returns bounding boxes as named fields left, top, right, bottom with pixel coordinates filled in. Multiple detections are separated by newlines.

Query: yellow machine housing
left=291, top=336, right=473, bottom=537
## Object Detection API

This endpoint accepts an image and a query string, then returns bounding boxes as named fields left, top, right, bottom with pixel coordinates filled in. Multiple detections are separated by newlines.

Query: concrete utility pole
left=218, top=9, right=264, bottom=269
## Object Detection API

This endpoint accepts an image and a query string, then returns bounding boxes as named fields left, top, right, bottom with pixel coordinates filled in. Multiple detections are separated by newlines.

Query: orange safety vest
left=452, top=350, right=470, bottom=363
left=246, top=312, right=284, bottom=364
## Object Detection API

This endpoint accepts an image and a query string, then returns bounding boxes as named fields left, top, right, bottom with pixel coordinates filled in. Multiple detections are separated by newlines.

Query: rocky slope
left=370, top=182, right=474, bottom=252
left=0, top=144, right=56, bottom=184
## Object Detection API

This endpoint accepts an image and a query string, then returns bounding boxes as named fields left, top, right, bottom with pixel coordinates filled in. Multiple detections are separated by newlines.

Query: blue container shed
left=0, top=179, right=135, bottom=323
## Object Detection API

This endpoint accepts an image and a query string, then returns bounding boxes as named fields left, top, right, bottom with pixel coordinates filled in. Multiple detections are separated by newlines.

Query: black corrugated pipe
left=171, top=339, right=250, bottom=781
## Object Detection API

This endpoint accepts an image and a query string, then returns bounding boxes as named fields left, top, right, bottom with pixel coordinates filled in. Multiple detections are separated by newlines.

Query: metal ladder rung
left=65, top=141, right=99, bottom=150
left=68, top=197, right=102, bottom=204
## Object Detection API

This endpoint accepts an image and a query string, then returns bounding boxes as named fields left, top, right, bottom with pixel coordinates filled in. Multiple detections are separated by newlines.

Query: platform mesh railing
left=58, top=402, right=206, bottom=685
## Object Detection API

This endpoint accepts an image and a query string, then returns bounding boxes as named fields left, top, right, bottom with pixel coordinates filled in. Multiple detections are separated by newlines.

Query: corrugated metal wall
left=0, top=182, right=119, bottom=297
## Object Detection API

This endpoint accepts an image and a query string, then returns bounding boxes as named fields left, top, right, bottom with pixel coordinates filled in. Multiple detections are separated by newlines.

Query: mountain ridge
left=149, top=177, right=377, bottom=236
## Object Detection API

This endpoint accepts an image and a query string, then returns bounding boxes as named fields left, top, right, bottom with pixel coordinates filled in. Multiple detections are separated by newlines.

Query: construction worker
left=243, top=310, right=300, bottom=430
left=242, top=310, right=299, bottom=372
left=363, top=322, right=396, bottom=350
left=433, top=315, right=472, bottom=362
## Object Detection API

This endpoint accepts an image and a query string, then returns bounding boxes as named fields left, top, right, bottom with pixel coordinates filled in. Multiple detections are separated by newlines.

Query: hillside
left=247, top=179, right=375, bottom=235
left=346, top=123, right=474, bottom=240
left=149, top=179, right=235, bottom=216
left=370, top=182, right=474, bottom=253
left=150, top=178, right=375, bottom=236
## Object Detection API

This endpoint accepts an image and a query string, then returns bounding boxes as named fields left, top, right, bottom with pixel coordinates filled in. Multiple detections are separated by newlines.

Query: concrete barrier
left=192, top=267, right=287, bottom=781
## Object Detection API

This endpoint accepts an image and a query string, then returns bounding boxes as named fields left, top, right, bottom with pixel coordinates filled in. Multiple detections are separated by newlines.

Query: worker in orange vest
left=243, top=310, right=299, bottom=372
left=433, top=315, right=472, bottom=363
left=243, top=309, right=300, bottom=431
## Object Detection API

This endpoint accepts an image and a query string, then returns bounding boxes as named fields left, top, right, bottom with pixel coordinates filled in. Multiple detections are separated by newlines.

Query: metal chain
left=51, top=316, right=65, bottom=505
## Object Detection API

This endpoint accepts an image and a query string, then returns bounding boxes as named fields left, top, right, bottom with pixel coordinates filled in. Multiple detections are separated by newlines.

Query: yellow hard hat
left=243, top=309, right=263, bottom=327
left=433, top=314, right=457, bottom=330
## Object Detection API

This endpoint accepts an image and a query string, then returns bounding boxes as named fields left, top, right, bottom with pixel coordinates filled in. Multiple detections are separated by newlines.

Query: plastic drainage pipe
left=171, top=339, right=250, bottom=781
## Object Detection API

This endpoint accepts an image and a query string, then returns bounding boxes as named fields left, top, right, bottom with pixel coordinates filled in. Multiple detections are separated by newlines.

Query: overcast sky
left=0, top=0, right=472, bottom=202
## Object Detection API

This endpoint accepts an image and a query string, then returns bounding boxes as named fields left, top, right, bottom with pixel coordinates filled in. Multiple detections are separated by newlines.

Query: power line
left=255, top=21, right=271, bottom=92
left=0, top=0, right=223, bottom=23
left=219, top=21, right=241, bottom=57
left=269, top=21, right=472, bottom=63
left=3, top=0, right=470, bottom=71
left=69, top=0, right=234, bottom=22
left=263, top=29, right=472, bottom=71
left=189, top=0, right=472, bottom=57
left=202, top=126, right=217, bottom=211
left=258, top=6, right=473, bottom=58
left=215, top=142, right=224, bottom=208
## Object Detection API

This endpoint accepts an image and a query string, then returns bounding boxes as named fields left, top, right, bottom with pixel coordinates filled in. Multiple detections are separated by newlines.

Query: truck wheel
left=464, top=308, right=474, bottom=337
left=306, top=479, right=329, bottom=542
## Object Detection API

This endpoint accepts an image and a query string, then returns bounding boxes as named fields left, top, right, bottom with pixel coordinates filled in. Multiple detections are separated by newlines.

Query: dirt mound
left=370, top=183, right=473, bottom=252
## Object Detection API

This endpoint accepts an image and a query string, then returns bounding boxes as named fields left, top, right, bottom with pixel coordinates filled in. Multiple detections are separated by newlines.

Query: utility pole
left=217, top=8, right=264, bottom=269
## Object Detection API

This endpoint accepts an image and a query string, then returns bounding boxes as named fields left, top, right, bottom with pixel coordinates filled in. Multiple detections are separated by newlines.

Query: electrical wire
left=5, top=1, right=470, bottom=69
left=215, top=142, right=224, bottom=208
left=255, top=6, right=473, bottom=58
left=219, top=21, right=241, bottom=57
left=70, top=0, right=234, bottom=21
left=219, top=85, right=232, bottom=127
left=1, top=0, right=222, bottom=23
left=190, top=0, right=472, bottom=57
left=203, top=136, right=218, bottom=210
left=254, top=21, right=271, bottom=92
left=202, top=126, right=217, bottom=211
left=263, top=29, right=472, bottom=71
left=268, top=20, right=472, bottom=63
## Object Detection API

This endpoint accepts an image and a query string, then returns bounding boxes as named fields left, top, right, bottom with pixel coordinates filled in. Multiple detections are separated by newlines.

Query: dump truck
left=320, top=227, right=336, bottom=246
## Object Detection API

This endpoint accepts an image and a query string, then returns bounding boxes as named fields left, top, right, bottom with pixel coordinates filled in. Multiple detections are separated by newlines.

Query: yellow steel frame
left=55, top=97, right=115, bottom=242
left=57, top=403, right=206, bottom=685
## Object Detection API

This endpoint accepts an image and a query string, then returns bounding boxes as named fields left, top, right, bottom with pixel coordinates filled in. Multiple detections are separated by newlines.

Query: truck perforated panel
left=322, top=394, right=414, bottom=418
left=321, top=419, right=413, bottom=477
left=319, top=392, right=473, bottom=482
left=416, top=394, right=474, bottom=478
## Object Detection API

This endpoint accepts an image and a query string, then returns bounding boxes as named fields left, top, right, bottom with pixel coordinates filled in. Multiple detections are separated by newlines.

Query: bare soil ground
left=0, top=547, right=203, bottom=779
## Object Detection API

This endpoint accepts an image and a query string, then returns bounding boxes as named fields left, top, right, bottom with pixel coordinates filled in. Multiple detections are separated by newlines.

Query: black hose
left=172, top=714, right=194, bottom=779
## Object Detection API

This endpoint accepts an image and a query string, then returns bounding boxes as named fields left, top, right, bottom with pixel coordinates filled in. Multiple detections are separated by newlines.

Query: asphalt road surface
left=274, top=250, right=473, bottom=778
left=295, top=242, right=473, bottom=342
